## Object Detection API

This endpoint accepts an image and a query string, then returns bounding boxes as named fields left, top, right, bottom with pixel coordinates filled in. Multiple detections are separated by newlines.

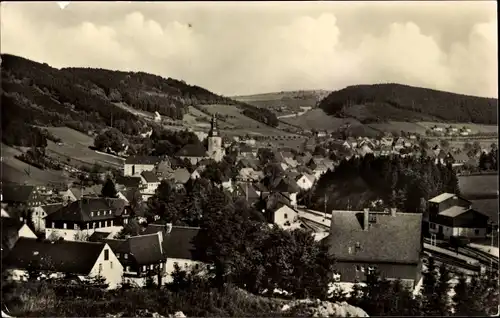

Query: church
left=175, top=114, right=225, bottom=164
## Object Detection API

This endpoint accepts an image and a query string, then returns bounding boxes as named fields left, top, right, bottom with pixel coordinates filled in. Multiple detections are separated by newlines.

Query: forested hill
left=1, top=54, right=277, bottom=147
left=318, top=83, right=498, bottom=124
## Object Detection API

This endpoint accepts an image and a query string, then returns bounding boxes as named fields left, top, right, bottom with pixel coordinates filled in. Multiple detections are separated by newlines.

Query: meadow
left=417, top=122, right=498, bottom=134
left=459, top=174, right=499, bottom=198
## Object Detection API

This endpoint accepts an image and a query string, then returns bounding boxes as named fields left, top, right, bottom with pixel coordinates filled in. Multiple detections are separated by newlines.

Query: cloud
left=0, top=2, right=497, bottom=97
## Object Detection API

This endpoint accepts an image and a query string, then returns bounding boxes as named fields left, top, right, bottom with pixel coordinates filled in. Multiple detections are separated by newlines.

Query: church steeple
left=209, top=113, right=218, bottom=137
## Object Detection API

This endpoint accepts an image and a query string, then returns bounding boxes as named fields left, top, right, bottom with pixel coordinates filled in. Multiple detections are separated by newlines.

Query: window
left=150, top=264, right=154, bottom=270
left=143, top=265, right=146, bottom=271
left=126, top=266, right=130, bottom=272
left=284, top=213, right=288, bottom=219
left=355, top=242, right=361, bottom=249
left=97, top=211, right=100, bottom=216
left=355, top=265, right=361, bottom=272
left=110, top=220, right=113, bottom=226
left=34, top=211, right=38, bottom=216
left=368, top=266, right=375, bottom=275
left=110, top=262, right=113, bottom=269
left=430, top=223, right=436, bottom=230
left=104, top=249, right=109, bottom=261
left=87, top=223, right=90, bottom=230
left=104, top=220, right=108, bottom=227
left=475, top=229, right=480, bottom=235
left=74, top=224, right=78, bottom=230
left=98, top=263, right=102, bottom=273
left=124, top=253, right=128, bottom=259
left=109, top=210, right=112, bottom=214
left=117, top=253, right=120, bottom=258
left=51, top=222, right=55, bottom=228
left=90, top=212, right=94, bottom=217
left=333, top=272, right=341, bottom=282
left=63, top=223, right=67, bottom=229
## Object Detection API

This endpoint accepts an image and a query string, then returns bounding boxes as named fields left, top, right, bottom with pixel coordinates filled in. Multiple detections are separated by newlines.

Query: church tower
left=208, top=113, right=223, bottom=162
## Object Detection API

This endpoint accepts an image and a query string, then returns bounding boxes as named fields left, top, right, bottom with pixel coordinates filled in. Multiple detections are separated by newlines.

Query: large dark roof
left=326, top=211, right=422, bottom=264
left=115, top=176, right=142, bottom=189
left=45, top=198, right=126, bottom=222
left=270, top=177, right=300, bottom=193
left=103, top=233, right=166, bottom=265
left=1, top=185, right=35, bottom=203
left=164, top=226, right=204, bottom=261
left=41, top=203, right=64, bottom=216
left=141, top=170, right=160, bottom=183
left=3, top=237, right=104, bottom=275
left=176, top=143, right=207, bottom=158
left=125, top=156, right=161, bottom=165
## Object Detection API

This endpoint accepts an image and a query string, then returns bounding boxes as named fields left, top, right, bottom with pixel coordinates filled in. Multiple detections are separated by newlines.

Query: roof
left=173, top=168, right=191, bottom=184
left=69, top=185, right=103, bottom=199
left=176, top=143, right=207, bottom=158
left=237, top=183, right=260, bottom=200
left=129, top=233, right=165, bottom=265
left=125, top=156, right=161, bottom=165
left=254, top=182, right=269, bottom=192
left=326, top=211, right=422, bottom=264
left=164, top=226, right=204, bottom=261
left=296, top=173, right=315, bottom=183
left=270, top=177, right=300, bottom=193
left=428, top=193, right=457, bottom=203
left=141, top=171, right=160, bottom=183
left=115, top=176, right=142, bottom=188
left=1, top=185, right=35, bottom=203
left=438, top=206, right=469, bottom=218
left=45, top=198, right=125, bottom=222
left=40, top=203, right=64, bottom=216
left=3, top=237, right=105, bottom=275
left=88, top=231, right=112, bottom=242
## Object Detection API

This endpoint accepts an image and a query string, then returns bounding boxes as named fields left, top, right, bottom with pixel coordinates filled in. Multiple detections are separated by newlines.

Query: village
left=2, top=113, right=498, bottom=298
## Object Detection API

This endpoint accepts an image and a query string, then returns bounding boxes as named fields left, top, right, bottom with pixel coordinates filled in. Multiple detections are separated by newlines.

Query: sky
left=0, top=1, right=497, bottom=97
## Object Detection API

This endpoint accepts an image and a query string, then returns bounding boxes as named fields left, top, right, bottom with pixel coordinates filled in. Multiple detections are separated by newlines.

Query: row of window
left=90, top=210, right=113, bottom=217
left=50, top=220, right=115, bottom=230
left=124, top=263, right=162, bottom=273
left=355, top=265, right=375, bottom=275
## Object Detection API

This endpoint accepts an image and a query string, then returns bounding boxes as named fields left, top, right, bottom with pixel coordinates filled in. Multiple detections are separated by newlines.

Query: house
left=44, top=198, right=130, bottom=241
left=124, top=156, right=161, bottom=177
left=325, top=208, right=423, bottom=290
left=31, top=203, right=64, bottom=233
left=115, top=176, right=142, bottom=191
left=221, top=175, right=233, bottom=192
left=295, top=173, right=316, bottom=191
left=61, top=185, right=103, bottom=202
left=190, top=169, right=201, bottom=180
left=266, top=205, right=299, bottom=229
left=154, top=111, right=161, bottom=122
left=3, top=238, right=123, bottom=289
left=449, top=152, right=469, bottom=167
left=358, top=145, right=374, bottom=156
left=103, top=232, right=166, bottom=286
left=139, top=171, right=161, bottom=200
left=172, top=168, right=191, bottom=186
left=267, top=177, right=300, bottom=208
left=238, top=143, right=257, bottom=157
left=1, top=185, right=44, bottom=209
left=176, top=144, right=209, bottom=165
left=235, top=182, right=260, bottom=205
left=1, top=217, right=38, bottom=255
left=380, top=137, right=394, bottom=147
left=427, top=193, right=490, bottom=239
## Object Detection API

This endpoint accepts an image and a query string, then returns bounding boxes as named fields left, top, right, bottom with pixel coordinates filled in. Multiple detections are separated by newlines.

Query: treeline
left=319, top=83, right=498, bottom=124
left=240, top=102, right=279, bottom=127
left=310, top=154, right=460, bottom=213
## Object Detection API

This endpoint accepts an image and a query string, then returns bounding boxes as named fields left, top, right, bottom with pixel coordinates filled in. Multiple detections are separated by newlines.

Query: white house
left=267, top=205, right=299, bottom=229
left=295, top=173, right=315, bottom=191
left=140, top=171, right=161, bottom=201
left=31, top=203, right=64, bottom=233
left=3, top=238, right=123, bottom=289
left=154, top=111, right=161, bottom=122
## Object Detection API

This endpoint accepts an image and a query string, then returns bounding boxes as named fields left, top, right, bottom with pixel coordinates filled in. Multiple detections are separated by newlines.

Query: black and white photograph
left=0, top=1, right=498, bottom=317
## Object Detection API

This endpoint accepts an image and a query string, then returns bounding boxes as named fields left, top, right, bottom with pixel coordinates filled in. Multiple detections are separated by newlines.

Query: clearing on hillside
left=418, top=122, right=498, bottom=134
left=281, top=108, right=360, bottom=131
left=367, top=121, right=429, bottom=134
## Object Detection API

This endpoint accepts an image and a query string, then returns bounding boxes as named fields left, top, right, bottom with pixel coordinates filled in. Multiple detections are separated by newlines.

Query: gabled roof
left=125, top=156, right=161, bottom=165
left=68, top=185, right=103, bottom=199
left=45, top=198, right=126, bottom=222
left=429, top=193, right=459, bottom=204
left=438, top=206, right=469, bottom=218
left=237, top=183, right=260, bottom=200
left=1, top=185, right=36, bottom=203
left=141, top=171, right=160, bottom=183
left=176, top=144, right=207, bottom=158
left=88, top=231, right=112, bottom=242
left=270, top=177, right=300, bottom=194
left=129, top=233, right=165, bottom=265
left=40, top=203, right=64, bottom=216
left=3, top=237, right=105, bottom=275
left=115, top=176, right=142, bottom=189
left=164, top=226, right=204, bottom=261
left=326, top=211, right=422, bottom=263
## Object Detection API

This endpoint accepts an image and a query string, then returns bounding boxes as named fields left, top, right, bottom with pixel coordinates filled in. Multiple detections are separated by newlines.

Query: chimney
left=390, top=207, right=397, bottom=217
left=166, top=223, right=173, bottom=234
left=363, top=208, right=369, bottom=231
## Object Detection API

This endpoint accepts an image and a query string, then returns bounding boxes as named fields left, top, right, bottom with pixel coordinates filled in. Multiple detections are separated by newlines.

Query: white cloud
left=0, top=2, right=497, bottom=97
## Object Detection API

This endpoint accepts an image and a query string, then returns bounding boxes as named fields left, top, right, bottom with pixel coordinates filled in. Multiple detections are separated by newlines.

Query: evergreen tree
left=101, top=177, right=118, bottom=198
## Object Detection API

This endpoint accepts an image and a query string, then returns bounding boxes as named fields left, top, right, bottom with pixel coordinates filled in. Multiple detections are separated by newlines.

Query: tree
left=94, top=128, right=126, bottom=153
left=440, top=139, right=450, bottom=149
left=101, top=178, right=118, bottom=198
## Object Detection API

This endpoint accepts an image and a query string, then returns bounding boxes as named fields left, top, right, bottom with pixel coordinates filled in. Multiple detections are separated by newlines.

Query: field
left=367, top=121, right=429, bottom=134
left=281, top=108, right=360, bottom=131
left=1, top=144, right=72, bottom=186
left=459, top=174, right=499, bottom=198
left=44, top=127, right=124, bottom=168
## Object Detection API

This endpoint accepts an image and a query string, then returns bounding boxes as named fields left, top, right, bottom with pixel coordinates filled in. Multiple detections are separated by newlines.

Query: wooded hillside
left=318, top=83, right=498, bottom=124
